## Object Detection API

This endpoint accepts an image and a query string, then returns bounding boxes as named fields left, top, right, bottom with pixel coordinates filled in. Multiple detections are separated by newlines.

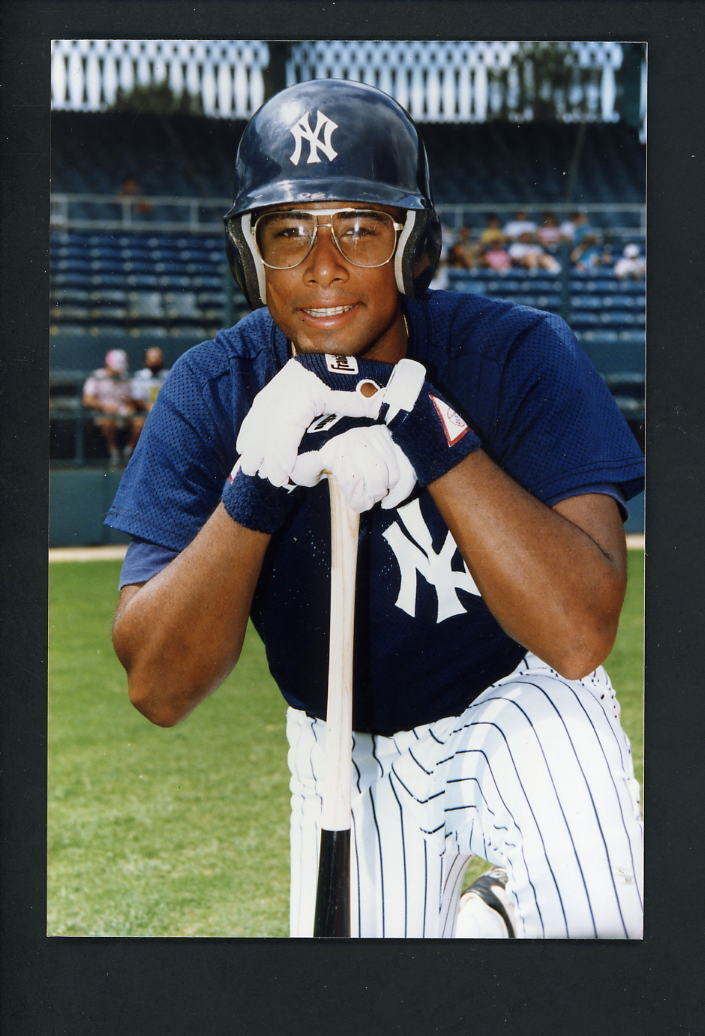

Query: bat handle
left=313, top=474, right=359, bottom=937
left=320, top=474, right=359, bottom=830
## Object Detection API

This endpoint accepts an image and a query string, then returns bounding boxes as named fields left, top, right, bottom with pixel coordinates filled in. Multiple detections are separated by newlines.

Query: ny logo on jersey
left=382, top=500, right=480, bottom=623
left=289, top=110, right=339, bottom=166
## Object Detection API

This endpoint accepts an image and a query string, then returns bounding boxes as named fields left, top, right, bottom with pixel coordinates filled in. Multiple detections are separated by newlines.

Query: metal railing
left=50, top=194, right=230, bottom=235
left=437, top=202, right=645, bottom=236
left=51, top=193, right=646, bottom=237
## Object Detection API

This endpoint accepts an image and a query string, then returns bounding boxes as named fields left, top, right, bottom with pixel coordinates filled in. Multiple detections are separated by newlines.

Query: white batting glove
left=291, top=424, right=417, bottom=513
left=348, top=357, right=482, bottom=487
left=236, top=359, right=377, bottom=487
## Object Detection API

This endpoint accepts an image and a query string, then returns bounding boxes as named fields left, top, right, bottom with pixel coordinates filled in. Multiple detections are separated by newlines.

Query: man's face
left=105, top=351, right=127, bottom=377
left=145, top=347, right=163, bottom=373
left=260, top=201, right=407, bottom=363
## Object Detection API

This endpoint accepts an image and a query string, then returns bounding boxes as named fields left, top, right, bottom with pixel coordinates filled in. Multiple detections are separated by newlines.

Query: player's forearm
left=112, top=504, right=270, bottom=726
left=429, top=450, right=627, bottom=678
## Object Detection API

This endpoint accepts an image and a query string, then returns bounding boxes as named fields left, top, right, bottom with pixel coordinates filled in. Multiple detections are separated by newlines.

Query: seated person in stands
left=560, top=210, right=591, bottom=245
left=480, top=239, right=513, bottom=273
left=117, top=173, right=153, bottom=216
left=614, top=244, right=646, bottom=281
left=508, top=231, right=561, bottom=273
left=502, top=208, right=537, bottom=241
left=536, top=211, right=562, bottom=248
left=446, top=225, right=480, bottom=269
left=479, top=213, right=506, bottom=247
left=570, top=233, right=611, bottom=273
left=130, top=346, right=171, bottom=440
left=82, top=348, right=140, bottom=465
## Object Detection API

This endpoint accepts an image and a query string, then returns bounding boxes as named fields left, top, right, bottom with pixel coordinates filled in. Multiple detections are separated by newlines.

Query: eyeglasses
left=252, top=207, right=405, bottom=270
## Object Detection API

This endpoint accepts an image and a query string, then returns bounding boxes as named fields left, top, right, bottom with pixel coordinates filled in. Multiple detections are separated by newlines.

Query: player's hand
left=236, top=359, right=376, bottom=487
left=291, top=424, right=416, bottom=513
left=353, top=358, right=483, bottom=486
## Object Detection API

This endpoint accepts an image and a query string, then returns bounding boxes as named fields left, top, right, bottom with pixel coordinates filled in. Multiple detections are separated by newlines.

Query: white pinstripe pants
left=287, top=653, right=643, bottom=939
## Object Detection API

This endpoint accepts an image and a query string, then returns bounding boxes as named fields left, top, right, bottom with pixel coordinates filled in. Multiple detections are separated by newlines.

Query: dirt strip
left=49, top=545, right=129, bottom=562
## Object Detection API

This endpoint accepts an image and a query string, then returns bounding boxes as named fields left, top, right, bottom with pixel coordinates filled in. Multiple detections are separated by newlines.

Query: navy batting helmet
left=224, top=79, right=442, bottom=308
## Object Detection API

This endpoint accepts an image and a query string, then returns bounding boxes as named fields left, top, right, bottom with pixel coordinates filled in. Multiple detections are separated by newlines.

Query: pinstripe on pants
left=287, top=653, right=643, bottom=939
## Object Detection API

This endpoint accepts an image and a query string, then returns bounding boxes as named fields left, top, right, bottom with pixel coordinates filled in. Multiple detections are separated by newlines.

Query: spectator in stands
left=560, top=210, right=591, bottom=245
left=479, top=213, right=506, bottom=247
left=536, top=211, right=562, bottom=249
left=614, top=243, right=646, bottom=281
left=446, top=225, right=480, bottom=269
left=508, top=231, right=561, bottom=273
left=117, top=173, right=153, bottom=216
left=480, top=239, right=513, bottom=273
left=82, top=348, right=140, bottom=466
left=570, top=233, right=611, bottom=273
left=503, top=209, right=537, bottom=241
left=130, top=347, right=171, bottom=442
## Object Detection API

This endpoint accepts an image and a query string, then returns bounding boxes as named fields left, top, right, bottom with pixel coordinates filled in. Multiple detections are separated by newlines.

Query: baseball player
left=107, top=79, right=644, bottom=939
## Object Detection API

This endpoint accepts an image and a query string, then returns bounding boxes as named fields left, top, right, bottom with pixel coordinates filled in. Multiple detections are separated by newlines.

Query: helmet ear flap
left=225, top=215, right=267, bottom=309
left=398, top=210, right=443, bottom=297
left=413, top=211, right=443, bottom=295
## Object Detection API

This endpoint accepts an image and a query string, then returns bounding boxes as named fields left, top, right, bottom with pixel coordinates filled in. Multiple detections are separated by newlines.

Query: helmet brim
left=225, top=177, right=432, bottom=220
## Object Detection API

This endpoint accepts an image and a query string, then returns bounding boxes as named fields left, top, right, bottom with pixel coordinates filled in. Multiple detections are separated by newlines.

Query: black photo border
left=2, top=2, right=704, bottom=1031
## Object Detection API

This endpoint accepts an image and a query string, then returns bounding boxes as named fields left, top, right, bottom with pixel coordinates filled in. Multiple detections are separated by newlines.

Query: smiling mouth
left=300, top=304, right=357, bottom=317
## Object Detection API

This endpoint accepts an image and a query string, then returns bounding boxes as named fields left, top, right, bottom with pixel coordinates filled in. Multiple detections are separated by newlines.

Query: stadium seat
left=163, top=292, right=199, bottom=318
left=127, top=291, right=164, bottom=319
left=578, top=329, right=620, bottom=345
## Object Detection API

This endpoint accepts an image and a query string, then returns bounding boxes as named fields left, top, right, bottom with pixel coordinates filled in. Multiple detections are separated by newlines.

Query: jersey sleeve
left=104, top=350, right=236, bottom=552
left=488, top=312, right=644, bottom=506
left=119, top=538, right=180, bottom=588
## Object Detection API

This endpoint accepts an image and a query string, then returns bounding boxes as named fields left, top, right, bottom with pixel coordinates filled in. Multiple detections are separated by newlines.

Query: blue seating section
left=51, top=230, right=248, bottom=343
left=420, top=121, right=644, bottom=204
left=51, top=112, right=238, bottom=198
left=51, top=112, right=645, bottom=207
left=53, top=233, right=644, bottom=381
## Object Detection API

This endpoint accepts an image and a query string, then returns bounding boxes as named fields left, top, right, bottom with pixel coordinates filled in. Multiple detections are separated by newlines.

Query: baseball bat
left=313, top=474, right=360, bottom=937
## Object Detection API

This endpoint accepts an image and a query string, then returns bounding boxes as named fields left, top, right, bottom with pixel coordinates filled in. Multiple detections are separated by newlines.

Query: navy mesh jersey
left=106, top=289, right=644, bottom=735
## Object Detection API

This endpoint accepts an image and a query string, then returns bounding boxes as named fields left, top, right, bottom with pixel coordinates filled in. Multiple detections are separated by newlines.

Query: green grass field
left=47, top=550, right=644, bottom=937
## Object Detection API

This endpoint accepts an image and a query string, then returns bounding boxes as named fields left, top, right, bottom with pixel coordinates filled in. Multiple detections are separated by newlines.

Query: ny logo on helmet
left=289, top=110, right=339, bottom=166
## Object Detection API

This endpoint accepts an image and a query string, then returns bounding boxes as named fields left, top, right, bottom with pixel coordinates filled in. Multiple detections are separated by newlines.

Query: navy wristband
left=221, top=467, right=298, bottom=534
left=386, top=382, right=481, bottom=486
